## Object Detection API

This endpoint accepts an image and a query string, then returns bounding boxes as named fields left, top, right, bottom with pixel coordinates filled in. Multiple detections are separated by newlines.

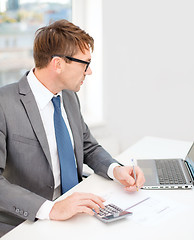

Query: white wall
left=102, top=0, right=194, bottom=152
left=73, top=0, right=103, bottom=125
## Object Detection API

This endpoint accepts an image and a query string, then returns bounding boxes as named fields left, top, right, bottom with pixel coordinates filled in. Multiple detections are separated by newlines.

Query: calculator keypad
left=94, top=203, right=132, bottom=222
left=98, top=204, right=123, bottom=217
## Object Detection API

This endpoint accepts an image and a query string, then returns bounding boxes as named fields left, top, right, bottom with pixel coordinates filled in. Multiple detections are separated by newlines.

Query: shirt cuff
left=107, top=163, right=121, bottom=180
left=36, top=200, right=55, bottom=220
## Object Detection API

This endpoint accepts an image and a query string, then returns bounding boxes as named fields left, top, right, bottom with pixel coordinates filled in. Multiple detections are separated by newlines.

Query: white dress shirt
left=27, top=69, right=119, bottom=220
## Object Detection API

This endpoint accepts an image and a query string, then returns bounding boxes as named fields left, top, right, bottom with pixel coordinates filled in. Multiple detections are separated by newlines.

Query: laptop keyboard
left=155, top=159, right=187, bottom=185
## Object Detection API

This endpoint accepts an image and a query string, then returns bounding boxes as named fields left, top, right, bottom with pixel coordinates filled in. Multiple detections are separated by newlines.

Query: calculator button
left=113, top=212, right=120, bottom=217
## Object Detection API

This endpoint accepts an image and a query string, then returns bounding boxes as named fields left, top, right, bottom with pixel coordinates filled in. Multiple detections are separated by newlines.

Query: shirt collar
left=27, top=69, right=62, bottom=110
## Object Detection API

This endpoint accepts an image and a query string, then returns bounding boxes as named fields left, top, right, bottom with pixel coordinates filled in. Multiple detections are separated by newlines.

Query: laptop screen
left=185, top=143, right=194, bottom=178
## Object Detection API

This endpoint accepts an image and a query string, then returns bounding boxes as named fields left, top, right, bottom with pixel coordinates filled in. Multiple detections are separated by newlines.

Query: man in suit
left=0, top=19, right=145, bottom=234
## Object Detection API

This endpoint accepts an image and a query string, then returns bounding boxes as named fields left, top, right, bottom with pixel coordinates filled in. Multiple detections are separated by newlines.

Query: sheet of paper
left=102, top=187, right=151, bottom=210
left=126, top=195, right=180, bottom=225
left=102, top=188, right=186, bottom=226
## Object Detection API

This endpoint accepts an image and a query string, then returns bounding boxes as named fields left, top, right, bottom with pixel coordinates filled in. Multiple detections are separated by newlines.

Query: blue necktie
left=52, top=95, right=78, bottom=194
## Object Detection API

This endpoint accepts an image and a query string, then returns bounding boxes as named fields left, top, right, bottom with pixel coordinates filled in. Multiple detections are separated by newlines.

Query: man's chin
left=74, top=86, right=81, bottom=92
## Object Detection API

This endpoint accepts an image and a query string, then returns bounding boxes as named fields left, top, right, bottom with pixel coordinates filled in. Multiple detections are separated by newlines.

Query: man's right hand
left=49, top=192, right=105, bottom=221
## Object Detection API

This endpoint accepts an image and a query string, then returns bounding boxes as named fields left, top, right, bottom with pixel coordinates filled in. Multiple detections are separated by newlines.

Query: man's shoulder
left=0, top=81, right=19, bottom=97
left=0, top=72, right=29, bottom=97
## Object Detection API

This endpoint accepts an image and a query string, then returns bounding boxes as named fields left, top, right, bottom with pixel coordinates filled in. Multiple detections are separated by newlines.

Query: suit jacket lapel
left=18, top=74, right=52, bottom=169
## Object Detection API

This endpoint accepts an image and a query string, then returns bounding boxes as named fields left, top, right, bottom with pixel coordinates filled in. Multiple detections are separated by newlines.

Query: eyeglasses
left=51, top=55, right=91, bottom=72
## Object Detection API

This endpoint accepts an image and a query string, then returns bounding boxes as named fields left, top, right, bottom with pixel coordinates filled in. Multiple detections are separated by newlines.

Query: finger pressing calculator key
left=94, top=204, right=132, bottom=223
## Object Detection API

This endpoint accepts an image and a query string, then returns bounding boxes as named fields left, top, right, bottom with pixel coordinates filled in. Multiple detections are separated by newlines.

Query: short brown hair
left=33, top=19, right=94, bottom=69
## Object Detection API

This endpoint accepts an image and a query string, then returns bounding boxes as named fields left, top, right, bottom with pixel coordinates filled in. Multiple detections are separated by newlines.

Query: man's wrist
left=107, top=162, right=122, bottom=180
left=36, top=200, right=54, bottom=220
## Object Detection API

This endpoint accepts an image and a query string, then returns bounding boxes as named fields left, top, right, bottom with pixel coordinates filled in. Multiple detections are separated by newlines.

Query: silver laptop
left=137, top=142, right=194, bottom=189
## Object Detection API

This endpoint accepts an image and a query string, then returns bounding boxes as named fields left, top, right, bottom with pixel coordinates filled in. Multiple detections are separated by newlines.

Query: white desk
left=2, top=136, right=194, bottom=240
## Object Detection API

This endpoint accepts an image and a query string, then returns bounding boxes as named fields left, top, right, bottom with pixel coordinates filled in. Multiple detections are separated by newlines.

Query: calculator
left=94, top=203, right=132, bottom=223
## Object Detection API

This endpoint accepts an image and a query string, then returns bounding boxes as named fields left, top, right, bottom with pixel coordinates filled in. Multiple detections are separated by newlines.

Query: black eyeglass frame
left=51, top=55, right=91, bottom=72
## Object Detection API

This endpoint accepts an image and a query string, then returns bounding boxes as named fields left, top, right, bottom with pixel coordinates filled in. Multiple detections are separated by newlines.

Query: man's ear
left=51, top=57, right=62, bottom=73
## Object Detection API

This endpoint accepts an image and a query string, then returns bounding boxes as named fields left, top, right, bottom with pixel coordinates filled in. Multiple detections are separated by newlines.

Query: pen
left=131, top=159, right=138, bottom=191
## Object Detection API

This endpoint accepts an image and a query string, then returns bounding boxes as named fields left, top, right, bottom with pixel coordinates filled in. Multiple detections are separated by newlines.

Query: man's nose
left=85, top=66, right=92, bottom=75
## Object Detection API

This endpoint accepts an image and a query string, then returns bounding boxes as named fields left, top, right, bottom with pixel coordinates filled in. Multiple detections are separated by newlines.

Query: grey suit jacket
left=0, top=72, right=119, bottom=221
